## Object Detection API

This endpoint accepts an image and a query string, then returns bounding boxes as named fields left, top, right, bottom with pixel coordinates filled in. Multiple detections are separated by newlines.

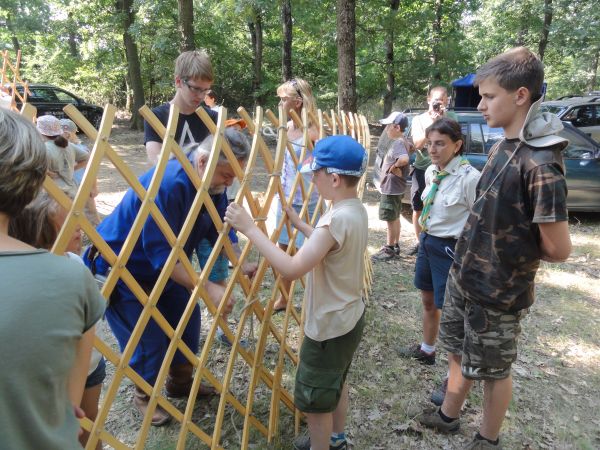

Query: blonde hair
left=174, top=50, right=214, bottom=82
left=277, top=78, right=318, bottom=126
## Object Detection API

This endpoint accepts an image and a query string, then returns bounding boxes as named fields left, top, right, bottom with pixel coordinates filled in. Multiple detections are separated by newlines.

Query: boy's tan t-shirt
left=304, top=198, right=368, bottom=341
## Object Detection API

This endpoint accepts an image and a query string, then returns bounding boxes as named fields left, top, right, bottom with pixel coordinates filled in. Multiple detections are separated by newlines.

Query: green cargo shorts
left=294, top=312, right=365, bottom=413
left=439, top=276, right=526, bottom=381
left=378, top=193, right=403, bottom=221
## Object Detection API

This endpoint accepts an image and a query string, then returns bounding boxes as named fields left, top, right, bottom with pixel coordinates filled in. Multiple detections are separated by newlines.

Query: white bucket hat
left=36, top=115, right=63, bottom=137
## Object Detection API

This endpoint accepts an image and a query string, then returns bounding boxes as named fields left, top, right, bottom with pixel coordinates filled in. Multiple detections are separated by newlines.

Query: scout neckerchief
left=419, top=158, right=470, bottom=231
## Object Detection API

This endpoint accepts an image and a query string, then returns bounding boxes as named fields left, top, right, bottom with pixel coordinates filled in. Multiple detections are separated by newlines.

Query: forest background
left=1, top=0, right=599, bottom=129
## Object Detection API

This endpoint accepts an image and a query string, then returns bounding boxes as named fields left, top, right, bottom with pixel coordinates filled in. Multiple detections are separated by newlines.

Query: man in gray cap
left=371, top=111, right=413, bottom=261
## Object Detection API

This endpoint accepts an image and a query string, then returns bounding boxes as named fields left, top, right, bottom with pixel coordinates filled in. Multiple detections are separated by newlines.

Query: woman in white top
left=399, top=118, right=481, bottom=367
left=273, top=78, right=320, bottom=312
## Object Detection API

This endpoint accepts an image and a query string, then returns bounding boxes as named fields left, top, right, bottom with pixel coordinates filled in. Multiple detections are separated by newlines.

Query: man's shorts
left=410, top=166, right=426, bottom=212
left=196, top=238, right=229, bottom=282
left=276, top=201, right=319, bottom=248
left=294, top=312, right=365, bottom=413
left=439, top=276, right=526, bottom=381
left=378, top=193, right=403, bottom=221
left=414, top=233, right=457, bottom=309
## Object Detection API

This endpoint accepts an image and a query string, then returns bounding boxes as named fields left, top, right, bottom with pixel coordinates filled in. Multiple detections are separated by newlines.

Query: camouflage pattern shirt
left=450, top=138, right=568, bottom=312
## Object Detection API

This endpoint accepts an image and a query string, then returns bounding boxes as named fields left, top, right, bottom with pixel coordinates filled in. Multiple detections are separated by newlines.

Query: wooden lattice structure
left=0, top=50, right=30, bottom=112
left=16, top=90, right=373, bottom=448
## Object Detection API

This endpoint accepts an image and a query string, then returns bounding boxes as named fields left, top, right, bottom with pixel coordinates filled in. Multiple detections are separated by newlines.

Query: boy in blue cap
left=225, top=135, right=368, bottom=450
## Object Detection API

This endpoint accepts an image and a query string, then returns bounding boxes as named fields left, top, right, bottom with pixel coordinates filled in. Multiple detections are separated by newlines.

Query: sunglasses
left=182, top=79, right=211, bottom=95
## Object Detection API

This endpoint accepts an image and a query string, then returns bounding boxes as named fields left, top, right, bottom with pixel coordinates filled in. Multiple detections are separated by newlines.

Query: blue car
left=402, top=111, right=600, bottom=212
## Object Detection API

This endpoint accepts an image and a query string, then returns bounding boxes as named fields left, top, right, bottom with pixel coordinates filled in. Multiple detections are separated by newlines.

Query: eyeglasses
left=182, top=79, right=211, bottom=95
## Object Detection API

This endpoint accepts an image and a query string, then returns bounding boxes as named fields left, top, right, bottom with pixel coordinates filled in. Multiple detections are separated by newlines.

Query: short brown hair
left=426, top=117, right=465, bottom=155
left=428, top=86, right=448, bottom=98
left=0, top=109, right=48, bottom=216
left=475, top=47, right=544, bottom=102
left=9, top=190, right=60, bottom=249
left=339, top=174, right=361, bottom=188
left=174, top=50, right=214, bottom=82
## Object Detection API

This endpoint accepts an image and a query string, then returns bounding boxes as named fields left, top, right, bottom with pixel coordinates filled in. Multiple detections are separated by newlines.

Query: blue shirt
left=94, top=155, right=232, bottom=281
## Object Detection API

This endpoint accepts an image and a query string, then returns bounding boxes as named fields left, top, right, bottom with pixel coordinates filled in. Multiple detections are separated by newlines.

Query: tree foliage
left=1, top=0, right=597, bottom=121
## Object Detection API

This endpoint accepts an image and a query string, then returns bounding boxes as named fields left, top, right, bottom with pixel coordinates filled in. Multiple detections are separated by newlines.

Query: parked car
left=13, top=84, right=104, bottom=129
left=540, top=96, right=600, bottom=142
left=400, top=111, right=600, bottom=212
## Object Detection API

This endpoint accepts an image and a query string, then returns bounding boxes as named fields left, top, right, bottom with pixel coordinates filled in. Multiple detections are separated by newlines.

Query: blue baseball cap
left=299, top=135, right=367, bottom=177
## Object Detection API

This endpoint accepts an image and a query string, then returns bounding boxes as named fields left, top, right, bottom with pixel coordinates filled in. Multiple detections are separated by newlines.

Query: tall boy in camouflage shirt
left=417, top=47, right=572, bottom=449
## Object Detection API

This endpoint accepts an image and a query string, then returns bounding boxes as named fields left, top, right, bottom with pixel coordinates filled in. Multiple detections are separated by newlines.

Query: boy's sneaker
left=431, top=377, right=448, bottom=406
left=408, top=243, right=419, bottom=255
left=292, top=432, right=347, bottom=450
left=393, top=243, right=401, bottom=256
left=371, top=245, right=397, bottom=261
left=398, top=343, right=436, bottom=365
left=463, top=435, right=502, bottom=449
left=415, top=406, right=460, bottom=433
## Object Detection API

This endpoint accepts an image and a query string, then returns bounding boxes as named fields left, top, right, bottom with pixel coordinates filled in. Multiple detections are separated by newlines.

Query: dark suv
left=14, top=84, right=103, bottom=129
left=402, top=111, right=600, bottom=212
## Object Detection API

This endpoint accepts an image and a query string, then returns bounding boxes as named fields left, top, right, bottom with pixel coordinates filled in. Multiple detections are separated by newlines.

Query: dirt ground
left=90, top=119, right=600, bottom=449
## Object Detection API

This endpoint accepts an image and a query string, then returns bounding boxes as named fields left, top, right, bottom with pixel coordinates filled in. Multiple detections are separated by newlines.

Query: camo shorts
left=439, top=276, right=527, bottom=380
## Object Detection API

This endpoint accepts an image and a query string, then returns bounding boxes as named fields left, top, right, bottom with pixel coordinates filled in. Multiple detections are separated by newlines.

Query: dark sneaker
left=463, top=435, right=502, bottom=449
left=393, top=243, right=401, bottom=256
left=292, top=432, right=347, bottom=450
left=398, top=343, right=436, bottom=365
left=408, top=243, right=419, bottom=255
left=371, top=245, right=397, bottom=261
left=216, top=329, right=249, bottom=349
left=415, top=406, right=460, bottom=434
left=431, top=377, right=448, bottom=406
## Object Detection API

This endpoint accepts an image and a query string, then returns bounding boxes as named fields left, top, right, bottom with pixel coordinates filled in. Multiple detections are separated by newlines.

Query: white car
left=541, top=95, right=600, bottom=143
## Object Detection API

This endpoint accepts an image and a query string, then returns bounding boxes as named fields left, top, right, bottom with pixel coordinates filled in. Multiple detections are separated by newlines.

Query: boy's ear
left=514, top=86, right=531, bottom=106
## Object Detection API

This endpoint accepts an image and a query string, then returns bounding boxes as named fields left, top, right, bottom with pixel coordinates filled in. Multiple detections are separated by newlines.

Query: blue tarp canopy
left=452, top=73, right=476, bottom=87
left=451, top=74, right=480, bottom=109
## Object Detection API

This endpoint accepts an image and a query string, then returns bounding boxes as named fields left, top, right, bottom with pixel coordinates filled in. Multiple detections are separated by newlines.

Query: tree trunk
left=430, top=0, right=443, bottom=83
left=538, top=0, right=552, bottom=61
left=281, top=0, right=292, bottom=81
left=588, top=48, right=599, bottom=93
left=383, top=0, right=400, bottom=116
left=336, top=0, right=357, bottom=112
left=117, top=0, right=146, bottom=130
left=5, top=13, right=21, bottom=54
left=248, top=7, right=264, bottom=107
left=67, top=12, right=79, bottom=58
left=177, top=0, right=195, bottom=52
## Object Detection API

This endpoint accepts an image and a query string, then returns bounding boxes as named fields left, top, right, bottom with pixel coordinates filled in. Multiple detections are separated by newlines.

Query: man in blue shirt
left=87, top=128, right=250, bottom=426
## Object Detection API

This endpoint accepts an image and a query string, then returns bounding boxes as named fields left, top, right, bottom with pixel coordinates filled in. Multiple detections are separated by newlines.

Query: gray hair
left=0, top=109, right=49, bottom=216
left=188, top=127, right=250, bottom=167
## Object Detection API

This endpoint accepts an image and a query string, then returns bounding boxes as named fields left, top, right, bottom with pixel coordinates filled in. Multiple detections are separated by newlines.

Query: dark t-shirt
left=143, top=103, right=218, bottom=148
left=451, top=138, right=568, bottom=312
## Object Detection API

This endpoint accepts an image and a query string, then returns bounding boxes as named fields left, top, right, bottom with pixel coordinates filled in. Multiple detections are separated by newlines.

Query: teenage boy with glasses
left=144, top=50, right=218, bottom=165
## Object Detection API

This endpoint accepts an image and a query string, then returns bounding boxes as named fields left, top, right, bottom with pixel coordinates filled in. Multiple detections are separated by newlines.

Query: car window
left=560, top=126, right=599, bottom=159
left=53, top=89, right=79, bottom=104
left=469, top=123, right=484, bottom=154
left=563, top=105, right=596, bottom=127
left=540, top=105, right=567, bottom=116
left=29, top=88, right=59, bottom=103
left=482, top=125, right=503, bottom=153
